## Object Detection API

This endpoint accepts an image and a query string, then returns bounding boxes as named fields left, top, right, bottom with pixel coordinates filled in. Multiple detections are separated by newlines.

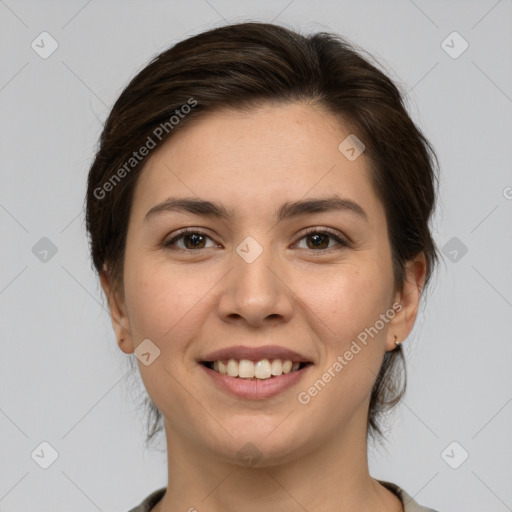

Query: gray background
left=1, top=1, right=511, bottom=511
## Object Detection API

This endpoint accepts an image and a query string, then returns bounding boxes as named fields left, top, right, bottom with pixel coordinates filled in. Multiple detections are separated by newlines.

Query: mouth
left=201, top=359, right=313, bottom=380
left=198, top=345, right=314, bottom=399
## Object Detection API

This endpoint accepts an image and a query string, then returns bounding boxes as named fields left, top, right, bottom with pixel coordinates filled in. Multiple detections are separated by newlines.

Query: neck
left=153, top=415, right=402, bottom=512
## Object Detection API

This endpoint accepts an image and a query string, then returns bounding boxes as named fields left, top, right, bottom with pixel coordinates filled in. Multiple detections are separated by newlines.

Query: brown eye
left=182, top=233, right=207, bottom=249
left=164, top=229, right=216, bottom=251
left=296, top=228, right=350, bottom=251
left=305, top=232, right=330, bottom=250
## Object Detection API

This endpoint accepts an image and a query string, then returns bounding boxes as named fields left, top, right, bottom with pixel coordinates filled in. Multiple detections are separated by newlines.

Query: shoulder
left=379, top=480, right=439, bottom=512
left=127, top=487, right=166, bottom=512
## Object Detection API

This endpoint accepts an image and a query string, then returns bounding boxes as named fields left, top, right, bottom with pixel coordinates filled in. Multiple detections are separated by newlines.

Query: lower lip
left=200, top=364, right=311, bottom=399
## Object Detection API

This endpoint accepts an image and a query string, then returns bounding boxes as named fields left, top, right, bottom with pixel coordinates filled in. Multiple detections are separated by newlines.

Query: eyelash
left=163, top=227, right=351, bottom=253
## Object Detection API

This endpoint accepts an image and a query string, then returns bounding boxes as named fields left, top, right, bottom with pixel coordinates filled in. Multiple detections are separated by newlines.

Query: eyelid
left=163, top=227, right=218, bottom=250
left=163, top=226, right=352, bottom=252
left=294, top=226, right=352, bottom=249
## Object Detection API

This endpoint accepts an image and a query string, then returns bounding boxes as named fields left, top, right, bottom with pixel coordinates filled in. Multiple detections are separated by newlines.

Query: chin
left=207, top=417, right=311, bottom=468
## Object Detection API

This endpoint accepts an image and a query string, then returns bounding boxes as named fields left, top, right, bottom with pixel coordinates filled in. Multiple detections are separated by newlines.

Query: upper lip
left=200, top=345, right=312, bottom=363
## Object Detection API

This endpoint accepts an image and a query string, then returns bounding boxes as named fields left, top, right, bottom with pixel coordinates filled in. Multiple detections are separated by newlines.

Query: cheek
left=123, top=257, right=221, bottom=347
left=293, top=263, right=393, bottom=428
left=121, top=259, right=216, bottom=419
left=297, top=258, right=393, bottom=344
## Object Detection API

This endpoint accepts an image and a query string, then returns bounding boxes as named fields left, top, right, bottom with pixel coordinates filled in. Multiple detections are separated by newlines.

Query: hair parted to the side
left=85, top=22, right=439, bottom=448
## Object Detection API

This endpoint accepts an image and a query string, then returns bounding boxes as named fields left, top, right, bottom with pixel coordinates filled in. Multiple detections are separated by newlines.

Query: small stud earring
left=394, top=335, right=400, bottom=347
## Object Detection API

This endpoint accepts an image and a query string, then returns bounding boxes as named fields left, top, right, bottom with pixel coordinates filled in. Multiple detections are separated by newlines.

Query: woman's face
left=103, top=102, right=424, bottom=464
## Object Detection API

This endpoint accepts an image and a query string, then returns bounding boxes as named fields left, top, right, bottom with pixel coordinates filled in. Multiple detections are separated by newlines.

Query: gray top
left=127, top=481, right=439, bottom=511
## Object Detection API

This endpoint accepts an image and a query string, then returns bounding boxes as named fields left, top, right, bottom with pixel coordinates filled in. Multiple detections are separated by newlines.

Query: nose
left=217, top=241, right=294, bottom=328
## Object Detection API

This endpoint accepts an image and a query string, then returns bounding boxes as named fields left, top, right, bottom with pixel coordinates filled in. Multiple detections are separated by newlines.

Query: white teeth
left=270, top=359, right=282, bottom=375
left=239, top=359, right=254, bottom=378
left=282, top=360, right=293, bottom=374
left=226, top=358, right=238, bottom=377
left=208, top=358, right=305, bottom=379
left=254, top=359, right=272, bottom=379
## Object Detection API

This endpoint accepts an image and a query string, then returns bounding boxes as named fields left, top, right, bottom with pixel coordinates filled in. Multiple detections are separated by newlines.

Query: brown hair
left=85, top=22, right=439, bottom=445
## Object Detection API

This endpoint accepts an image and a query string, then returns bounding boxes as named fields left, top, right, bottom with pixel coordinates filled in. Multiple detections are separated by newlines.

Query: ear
left=385, top=252, right=427, bottom=351
left=99, top=265, right=135, bottom=354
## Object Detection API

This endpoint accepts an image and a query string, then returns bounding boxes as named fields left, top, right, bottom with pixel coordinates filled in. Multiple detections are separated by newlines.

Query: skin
left=101, top=102, right=426, bottom=512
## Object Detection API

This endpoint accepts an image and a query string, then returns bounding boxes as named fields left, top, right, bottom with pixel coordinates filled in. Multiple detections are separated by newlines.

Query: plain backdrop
left=1, top=1, right=511, bottom=511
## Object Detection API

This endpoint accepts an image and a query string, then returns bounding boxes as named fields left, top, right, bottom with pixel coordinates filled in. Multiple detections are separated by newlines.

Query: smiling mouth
left=201, top=359, right=312, bottom=380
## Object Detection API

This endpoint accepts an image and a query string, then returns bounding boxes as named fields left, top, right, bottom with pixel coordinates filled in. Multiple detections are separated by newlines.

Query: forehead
left=132, top=102, right=383, bottom=224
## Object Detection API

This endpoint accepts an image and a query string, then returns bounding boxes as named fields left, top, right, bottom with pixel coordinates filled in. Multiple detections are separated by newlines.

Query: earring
left=394, top=335, right=400, bottom=347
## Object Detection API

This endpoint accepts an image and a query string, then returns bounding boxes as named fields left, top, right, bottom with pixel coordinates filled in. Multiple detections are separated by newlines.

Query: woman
left=86, top=22, right=440, bottom=512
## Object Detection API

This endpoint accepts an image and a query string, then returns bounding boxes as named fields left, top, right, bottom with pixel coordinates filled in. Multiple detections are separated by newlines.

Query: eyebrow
left=144, top=195, right=369, bottom=224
